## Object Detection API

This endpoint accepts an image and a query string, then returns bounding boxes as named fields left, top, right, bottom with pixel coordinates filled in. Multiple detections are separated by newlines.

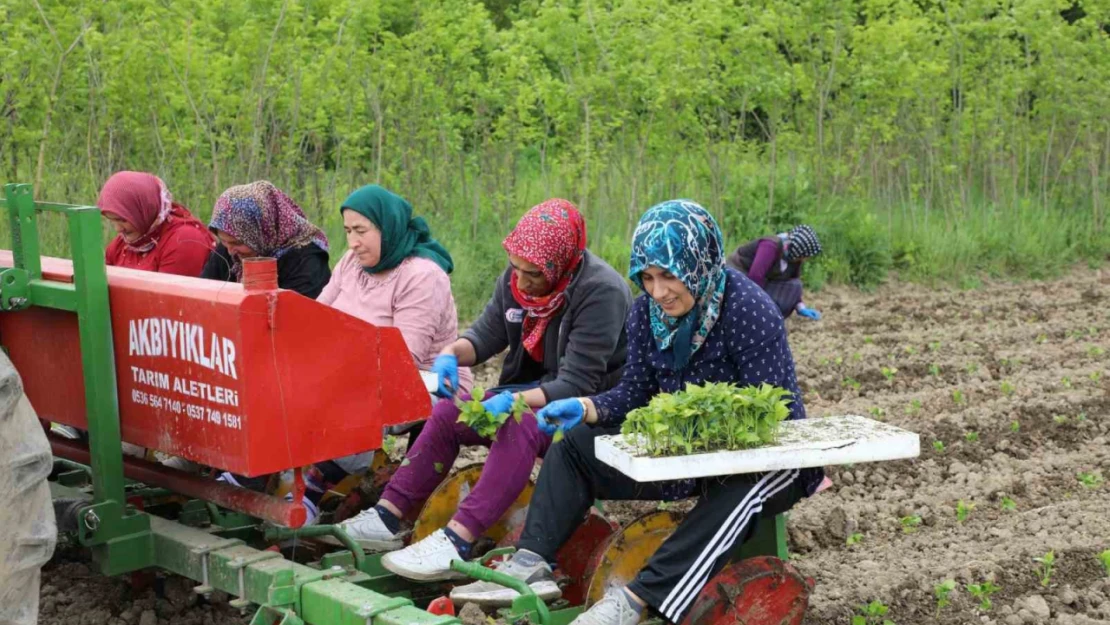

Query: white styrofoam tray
left=595, top=414, right=919, bottom=482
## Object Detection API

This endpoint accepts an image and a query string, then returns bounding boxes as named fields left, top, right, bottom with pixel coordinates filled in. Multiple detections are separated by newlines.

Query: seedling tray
left=596, top=414, right=919, bottom=482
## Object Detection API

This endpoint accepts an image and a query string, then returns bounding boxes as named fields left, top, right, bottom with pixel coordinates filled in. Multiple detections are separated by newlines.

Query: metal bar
left=3, top=184, right=41, bottom=279
left=266, top=526, right=365, bottom=570
left=28, top=280, right=77, bottom=311
left=67, top=205, right=128, bottom=510
left=49, top=434, right=307, bottom=527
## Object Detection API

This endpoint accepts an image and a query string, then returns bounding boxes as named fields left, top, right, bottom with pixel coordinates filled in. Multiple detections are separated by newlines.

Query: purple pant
left=380, top=392, right=552, bottom=537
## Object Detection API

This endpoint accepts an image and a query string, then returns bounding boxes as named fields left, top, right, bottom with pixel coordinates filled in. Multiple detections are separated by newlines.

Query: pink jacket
left=318, top=251, right=473, bottom=393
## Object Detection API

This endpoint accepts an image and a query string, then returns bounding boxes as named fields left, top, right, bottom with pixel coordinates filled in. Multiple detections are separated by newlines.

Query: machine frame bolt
left=83, top=509, right=100, bottom=532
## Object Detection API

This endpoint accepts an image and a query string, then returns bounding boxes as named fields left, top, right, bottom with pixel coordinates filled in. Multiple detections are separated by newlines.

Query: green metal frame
left=1, top=183, right=152, bottom=574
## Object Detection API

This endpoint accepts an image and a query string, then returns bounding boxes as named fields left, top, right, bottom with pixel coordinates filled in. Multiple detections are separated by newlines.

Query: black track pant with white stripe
left=516, top=424, right=816, bottom=624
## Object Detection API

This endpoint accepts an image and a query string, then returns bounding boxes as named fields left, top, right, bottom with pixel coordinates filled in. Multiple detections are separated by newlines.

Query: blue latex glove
left=481, top=392, right=516, bottom=417
left=431, top=354, right=459, bottom=398
left=536, top=398, right=585, bottom=436
left=797, top=306, right=822, bottom=320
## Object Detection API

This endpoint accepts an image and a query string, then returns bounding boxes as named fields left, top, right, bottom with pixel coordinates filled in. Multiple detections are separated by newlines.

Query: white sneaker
left=338, top=508, right=404, bottom=550
left=381, top=529, right=466, bottom=581
left=449, top=549, right=562, bottom=607
left=570, top=588, right=643, bottom=625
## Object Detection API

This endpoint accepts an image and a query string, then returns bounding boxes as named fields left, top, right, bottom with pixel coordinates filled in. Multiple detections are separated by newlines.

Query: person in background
left=725, top=224, right=822, bottom=320
left=201, top=181, right=330, bottom=298
left=300, top=184, right=473, bottom=519
left=450, top=200, right=823, bottom=625
left=98, top=171, right=214, bottom=276
left=339, top=199, right=633, bottom=581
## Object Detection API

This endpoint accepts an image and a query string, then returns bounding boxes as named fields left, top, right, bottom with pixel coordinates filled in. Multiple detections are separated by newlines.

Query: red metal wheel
left=680, top=556, right=812, bottom=625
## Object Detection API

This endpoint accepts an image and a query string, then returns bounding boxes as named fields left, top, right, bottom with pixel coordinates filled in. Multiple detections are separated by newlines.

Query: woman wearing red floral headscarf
left=338, top=199, right=632, bottom=582
left=97, top=171, right=214, bottom=276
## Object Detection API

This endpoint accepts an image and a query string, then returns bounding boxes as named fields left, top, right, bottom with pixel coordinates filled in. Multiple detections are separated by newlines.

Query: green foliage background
left=2, top=0, right=1108, bottom=316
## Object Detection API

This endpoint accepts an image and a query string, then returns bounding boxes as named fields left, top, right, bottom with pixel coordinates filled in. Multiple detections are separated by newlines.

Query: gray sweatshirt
left=462, top=250, right=632, bottom=402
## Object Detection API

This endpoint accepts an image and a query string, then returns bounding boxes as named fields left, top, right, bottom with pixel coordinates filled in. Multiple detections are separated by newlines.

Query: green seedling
left=1010, top=420, right=1020, bottom=433
left=382, top=434, right=398, bottom=455
left=1036, top=333, right=1048, bottom=344
left=951, top=388, right=964, bottom=405
left=835, top=356, right=844, bottom=366
left=1087, top=345, right=1105, bottom=357
left=1061, top=376, right=1072, bottom=388
left=928, top=364, right=941, bottom=376
left=1054, top=414, right=1069, bottom=424
left=869, top=406, right=886, bottom=419
left=965, top=362, right=979, bottom=374
left=903, top=345, right=916, bottom=355
left=863, top=336, right=874, bottom=344
left=905, top=399, right=922, bottom=415
left=934, top=579, right=957, bottom=617
left=622, top=382, right=791, bottom=456
left=900, top=515, right=922, bottom=533
left=842, top=377, right=862, bottom=391
left=1035, top=550, right=1056, bottom=587
left=966, top=581, right=1000, bottom=611
left=1078, top=412, right=1088, bottom=421
left=1000, top=380, right=1015, bottom=397
left=846, top=532, right=864, bottom=547
left=881, top=366, right=898, bottom=382
left=852, top=352, right=863, bottom=362
left=932, top=440, right=945, bottom=453
left=956, top=500, right=975, bottom=522
left=964, top=431, right=979, bottom=442
left=1000, top=496, right=1017, bottom=511
left=928, top=341, right=941, bottom=352
left=1098, top=549, right=1110, bottom=576
left=1091, top=371, right=1102, bottom=382
left=454, top=386, right=529, bottom=440
left=851, top=600, right=894, bottom=625
left=1077, top=472, right=1103, bottom=488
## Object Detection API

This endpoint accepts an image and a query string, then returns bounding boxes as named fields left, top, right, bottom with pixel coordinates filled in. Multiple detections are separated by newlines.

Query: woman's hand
left=536, top=398, right=586, bottom=436
left=430, top=354, right=459, bottom=398
left=797, top=304, right=822, bottom=320
left=480, top=392, right=516, bottom=417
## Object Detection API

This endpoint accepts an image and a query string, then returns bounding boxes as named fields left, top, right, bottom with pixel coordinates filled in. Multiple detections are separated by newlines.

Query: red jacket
left=105, top=216, right=214, bottom=276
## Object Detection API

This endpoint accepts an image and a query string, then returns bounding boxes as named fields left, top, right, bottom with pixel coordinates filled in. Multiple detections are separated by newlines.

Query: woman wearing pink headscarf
left=97, top=171, right=214, bottom=276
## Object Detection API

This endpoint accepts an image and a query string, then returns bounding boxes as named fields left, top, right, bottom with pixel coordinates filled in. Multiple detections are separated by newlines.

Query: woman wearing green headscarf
left=319, top=184, right=469, bottom=385
left=290, top=186, right=473, bottom=523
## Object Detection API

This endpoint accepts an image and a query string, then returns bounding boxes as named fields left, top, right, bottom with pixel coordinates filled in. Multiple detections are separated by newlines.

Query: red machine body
left=0, top=252, right=431, bottom=477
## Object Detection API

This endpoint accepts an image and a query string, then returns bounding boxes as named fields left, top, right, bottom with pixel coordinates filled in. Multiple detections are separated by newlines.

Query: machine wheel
left=585, top=510, right=683, bottom=606
left=411, top=465, right=533, bottom=543
left=0, top=351, right=57, bottom=625
left=680, top=556, right=812, bottom=625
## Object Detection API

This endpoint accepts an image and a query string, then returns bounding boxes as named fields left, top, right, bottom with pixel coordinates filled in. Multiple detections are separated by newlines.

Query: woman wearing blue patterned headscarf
left=453, top=200, right=822, bottom=625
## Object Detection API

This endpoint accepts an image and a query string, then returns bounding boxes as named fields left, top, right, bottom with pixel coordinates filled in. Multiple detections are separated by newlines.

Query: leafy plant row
left=621, top=382, right=792, bottom=457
